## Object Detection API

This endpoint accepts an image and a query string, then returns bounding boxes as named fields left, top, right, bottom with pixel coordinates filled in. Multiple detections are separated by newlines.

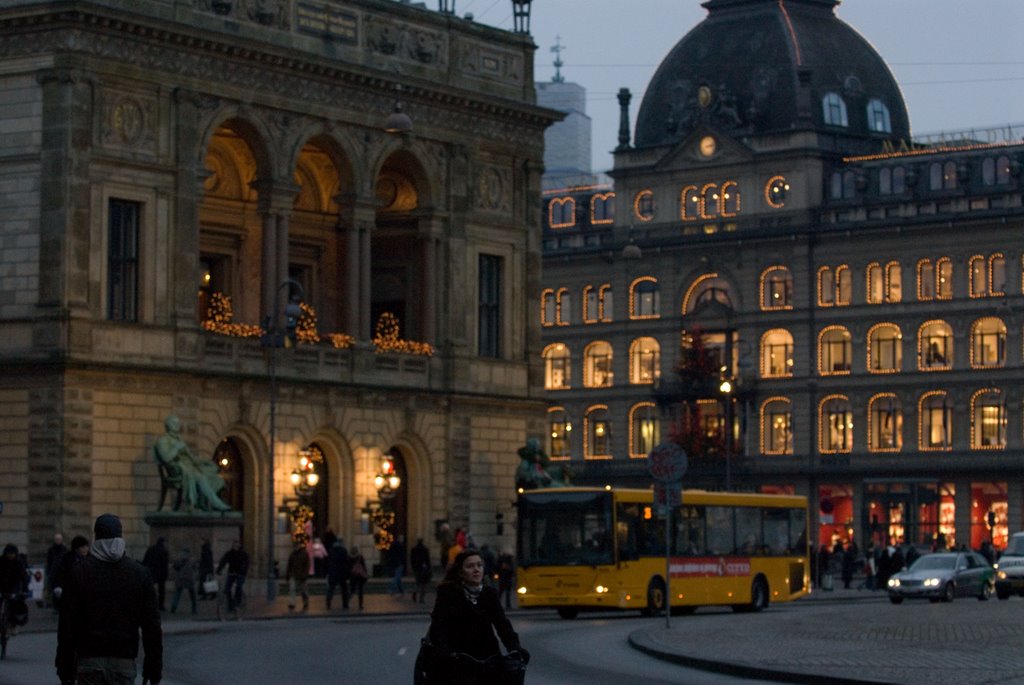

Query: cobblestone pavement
left=628, top=588, right=1024, bottom=685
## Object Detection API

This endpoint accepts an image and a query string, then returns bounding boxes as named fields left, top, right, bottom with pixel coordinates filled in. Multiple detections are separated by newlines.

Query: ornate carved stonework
left=475, top=163, right=511, bottom=215
left=459, top=41, right=523, bottom=85
left=100, top=88, right=156, bottom=151
left=365, top=16, right=446, bottom=66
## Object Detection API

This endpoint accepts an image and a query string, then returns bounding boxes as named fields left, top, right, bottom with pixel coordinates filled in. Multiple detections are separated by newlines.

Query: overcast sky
left=458, top=0, right=1024, bottom=173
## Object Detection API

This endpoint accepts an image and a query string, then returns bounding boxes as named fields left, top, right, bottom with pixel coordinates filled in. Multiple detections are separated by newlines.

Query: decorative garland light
left=373, top=312, right=434, bottom=356
left=201, top=292, right=263, bottom=338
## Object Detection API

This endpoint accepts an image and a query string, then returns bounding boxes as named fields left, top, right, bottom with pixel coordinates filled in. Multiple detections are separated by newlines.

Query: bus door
left=670, top=505, right=710, bottom=605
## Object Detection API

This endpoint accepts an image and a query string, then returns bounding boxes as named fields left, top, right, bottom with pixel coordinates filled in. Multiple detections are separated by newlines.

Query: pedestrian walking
left=44, top=533, right=67, bottom=609
left=348, top=546, right=369, bottom=610
left=197, top=539, right=214, bottom=599
left=286, top=542, right=310, bottom=611
left=325, top=538, right=351, bottom=610
left=170, top=546, right=197, bottom=615
left=216, top=540, right=249, bottom=614
left=52, top=536, right=89, bottom=610
left=388, top=534, right=407, bottom=597
left=143, top=537, right=170, bottom=612
left=411, top=538, right=432, bottom=603
left=496, top=550, right=515, bottom=610
left=55, top=513, right=162, bottom=685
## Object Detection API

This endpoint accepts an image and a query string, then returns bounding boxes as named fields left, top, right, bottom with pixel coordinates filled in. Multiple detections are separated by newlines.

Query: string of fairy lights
left=201, top=292, right=432, bottom=356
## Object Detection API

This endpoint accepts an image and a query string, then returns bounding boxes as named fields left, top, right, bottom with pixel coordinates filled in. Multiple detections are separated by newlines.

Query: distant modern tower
left=536, top=37, right=596, bottom=190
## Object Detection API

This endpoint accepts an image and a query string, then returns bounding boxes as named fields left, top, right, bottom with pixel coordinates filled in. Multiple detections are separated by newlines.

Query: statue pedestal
left=144, top=511, right=245, bottom=568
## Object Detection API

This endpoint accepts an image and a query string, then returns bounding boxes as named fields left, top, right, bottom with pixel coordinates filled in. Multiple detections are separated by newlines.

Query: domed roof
left=634, top=0, right=910, bottom=149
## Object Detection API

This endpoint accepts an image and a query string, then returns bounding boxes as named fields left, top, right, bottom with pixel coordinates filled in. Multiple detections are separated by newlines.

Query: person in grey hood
left=55, top=513, right=163, bottom=685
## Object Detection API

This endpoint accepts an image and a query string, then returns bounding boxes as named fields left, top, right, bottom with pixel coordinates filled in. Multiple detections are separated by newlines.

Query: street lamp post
left=261, top=279, right=304, bottom=602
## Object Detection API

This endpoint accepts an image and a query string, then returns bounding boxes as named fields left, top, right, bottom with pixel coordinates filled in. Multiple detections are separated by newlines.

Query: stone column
left=421, top=219, right=443, bottom=345
left=953, top=479, right=972, bottom=550
left=253, top=179, right=299, bottom=322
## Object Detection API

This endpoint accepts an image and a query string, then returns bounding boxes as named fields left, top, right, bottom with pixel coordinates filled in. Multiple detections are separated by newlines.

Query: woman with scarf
left=419, top=548, right=529, bottom=684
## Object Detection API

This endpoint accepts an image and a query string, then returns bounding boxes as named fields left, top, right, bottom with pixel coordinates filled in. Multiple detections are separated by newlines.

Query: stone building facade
left=0, top=0, right=556, bottom=574
left=540, top=0, right=1024, bottom=552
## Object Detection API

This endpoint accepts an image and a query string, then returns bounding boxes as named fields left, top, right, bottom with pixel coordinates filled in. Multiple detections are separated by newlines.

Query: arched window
left=590, top=192, right=614, bottom=225
left=931, top=161, right=957, bottom=190
left=584, top=341, right=614, bottom=387
left=633, top=190, right=654, bottom=222
left=680, top=185, right=700, bottom=221
left=970, top=253, right=1006, bottom=297
left=548, top=197, right=576, bottom=228
left=760, top=397, right=792, bottom=455
left=868, top=393, right=902, bottom=451
left=629, top=337, right=660, bottom=384
left=819, top=395, right=853, bottom=453
left=629, top=402, right=659, bottom=458
left=682, top=275, right=734, bottom=314
left=760, top=329, right=794, bottom=378
left=760, top=266, right=793, bottom=310
left=629, top=277, right=659, bottom=319
left=885, top=261, right=902, bottom=302
left=866, top=99, right=891, bottom=133
left=701, top=183, right=719, bottom=219
left=543, top=343, right=571, bottom=390
left=583, top=284, right=613, bottom=323
left=555, top=287, right=572, bottom=324
left=213, top=438, right=245, bottom=513
left=919, top=391, right=952, bottom=451
left=971, top=317, right=1006, bottom=368
left=868, top=323, right=902, bottom=373
left=819, top=326, right=852, bottom=375
left=541, top=289, right=556, bottom=326
left=818, top=265, right=851, bottom=306
left=866, top=261, right=901, bottom=304
left=971, top=389, right=1006, bottom=449
left=721, top=181, right=740, bottom=216
left=822, top=92, right=848, bottom=127
left=982, top=157, right=997, bottom=186
left=918, top=320, right=953, bottom=370
left=584, top=405, right=611, bottom=459
left=547, top=407, right=572, bottom=459
left=997, top=155, right=1012, bottom=185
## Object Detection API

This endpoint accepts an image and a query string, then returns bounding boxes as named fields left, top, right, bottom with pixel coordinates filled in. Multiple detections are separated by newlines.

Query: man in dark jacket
left=143, top=537, right=170, bottom=611
left=216, top=539, right=249, bottom=614
left=325, top=539, right=350, bottom=610
left=45, top=533, right=67, bottom=609
left=55, top=513, right=162, bottom=685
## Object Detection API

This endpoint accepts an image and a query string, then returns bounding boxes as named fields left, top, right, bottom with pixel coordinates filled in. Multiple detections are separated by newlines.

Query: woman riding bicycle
left=0, top=543, right=29, bottom=656
left=420, top=547, right=530, bottom=684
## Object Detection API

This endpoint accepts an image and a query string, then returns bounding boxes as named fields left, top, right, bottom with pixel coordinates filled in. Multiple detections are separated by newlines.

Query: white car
left=995, top=532, right=1024, bottom=600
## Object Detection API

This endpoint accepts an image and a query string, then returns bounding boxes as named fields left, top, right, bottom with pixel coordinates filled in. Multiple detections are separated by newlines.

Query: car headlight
left=517, top=586, right=527, bottom=595
left=924, top=578, right=940, bottom=587
left=998, top=571, right=1008, bottom=580
left=888, top=578, right=900, bottom=588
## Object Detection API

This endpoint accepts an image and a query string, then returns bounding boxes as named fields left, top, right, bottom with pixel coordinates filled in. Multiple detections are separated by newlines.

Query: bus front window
left=518, top=491, right=614, bottom=567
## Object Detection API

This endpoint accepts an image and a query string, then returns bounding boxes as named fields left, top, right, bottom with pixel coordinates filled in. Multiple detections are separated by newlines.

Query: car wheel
left=942, top=582, right=955, bottom=603
left=556, top=607, right=579, bottom=620
left=978, top=581, right=993, bottom=601
left=889, top=595, right=903, bottom=605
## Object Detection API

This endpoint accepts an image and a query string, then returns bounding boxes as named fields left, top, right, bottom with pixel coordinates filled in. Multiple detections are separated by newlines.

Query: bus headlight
left=595, top=585, right=608, bottom=594
left=517, top=586, right=527, bottom=595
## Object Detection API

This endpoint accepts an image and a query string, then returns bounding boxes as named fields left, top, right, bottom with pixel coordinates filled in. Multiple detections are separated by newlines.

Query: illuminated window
left=543, top=343, right=571, bottom=390
left=680, top=185, right=700, bottom=222
left=549, top=196, right=576, bottom=228
left=583, top=286, right=597, bottom=323
left=760, top=266, right=793, bottom=310
left=760, top=329, right=794, bottom=378
left=629, top=337, right=660, bottom=384
left=630, top=277, right=659, bottom=319
left=683, top=274, right=734, bottom=314
left=822, top=92, right=848, bottom=127
left=629, top=402, right=659, bottom=458
left=818, top=265, right=851, bottom=306
left=867, top=323, right=902, bottom=373
left=917, top=258, right=952, bottom=300
left=760, top=397, right=792, bottom=455
left=969, top=253, right=1006, bottom=297
left=548, top=407, right=572, bottom=459
left=929, top=161, right=957, bottom=191
left=584, top=405, right=611, bottom=459
left=918, top=320, right=953, bottom=371
left=819, top=395, right=853, bottom=453
left=879, top=166, right=906, bottom=195
left=590, top=192, right=614, bottom=225
left=584, top=341, right=613, bottom=387
left=919, top=391, right=952, bottom=451
left=555, top=287, right=572, bottom=325
left=971, top=317, right=1006, bottom=368
left=866, top=261, right=901, bottom=304
left=541, top=289, right=556, bottom=326
left=721, top=181, right=740, bottom=216
left=971, top=389, right=1006, bottom=449
left=819, top=326, right=852, bottom=375
left=701, top=184, right=719, bottom=219
left=866, top=99, right=891, bottom=133
left=869, top=393, right=902, bottom=451
left=598, top=285, right=613, bottom=322
left=698, top=399, right=727, bottom=444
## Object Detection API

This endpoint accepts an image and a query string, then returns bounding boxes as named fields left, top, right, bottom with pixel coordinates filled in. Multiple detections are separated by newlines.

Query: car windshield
left=1005, top=537, right=1024, bottom=556
left=910, top=555, right=956, bottom=571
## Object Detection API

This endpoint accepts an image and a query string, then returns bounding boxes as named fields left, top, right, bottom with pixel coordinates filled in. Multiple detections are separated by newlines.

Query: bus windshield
left=518, top=491, right=614, bottom=567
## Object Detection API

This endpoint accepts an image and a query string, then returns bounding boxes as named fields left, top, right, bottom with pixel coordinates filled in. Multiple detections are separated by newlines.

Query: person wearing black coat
left=420, top=548, right=529, bottom=684
left=143, top=537, right=170, bottom=611
left=55, top=514, right=162, bottom=685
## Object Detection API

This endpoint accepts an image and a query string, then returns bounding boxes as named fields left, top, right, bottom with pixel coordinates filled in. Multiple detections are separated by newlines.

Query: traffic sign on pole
left=647, top=442, right=688, bottom=483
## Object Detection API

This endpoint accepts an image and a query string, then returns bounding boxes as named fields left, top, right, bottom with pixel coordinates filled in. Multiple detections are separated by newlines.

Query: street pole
left=266, top=344, right=277, bottom=603
left=664, top=485, right=672, bottom=630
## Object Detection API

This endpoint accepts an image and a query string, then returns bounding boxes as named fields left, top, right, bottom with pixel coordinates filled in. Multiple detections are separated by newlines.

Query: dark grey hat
left=94, top=513, right=123, bottom=540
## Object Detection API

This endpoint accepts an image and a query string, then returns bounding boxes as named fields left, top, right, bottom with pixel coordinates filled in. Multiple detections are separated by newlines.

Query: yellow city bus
left=515, top=487, right=809, bottom=619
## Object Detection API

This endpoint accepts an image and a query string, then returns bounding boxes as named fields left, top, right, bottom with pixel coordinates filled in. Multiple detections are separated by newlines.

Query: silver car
left=887, top=552, right=994, bottom=604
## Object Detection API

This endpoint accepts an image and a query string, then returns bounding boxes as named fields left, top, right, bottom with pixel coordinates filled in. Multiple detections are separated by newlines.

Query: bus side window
left=763, top=508, right=790, bottom=556
left=616, top=504, right=640, bottom=561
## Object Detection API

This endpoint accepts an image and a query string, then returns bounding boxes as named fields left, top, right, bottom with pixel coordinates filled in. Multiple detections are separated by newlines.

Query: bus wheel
left=735, top=577, right=769, bottom=613
left=643, top=578, right=666, bottom=617
left=557, top=607, right=579, bottom=620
